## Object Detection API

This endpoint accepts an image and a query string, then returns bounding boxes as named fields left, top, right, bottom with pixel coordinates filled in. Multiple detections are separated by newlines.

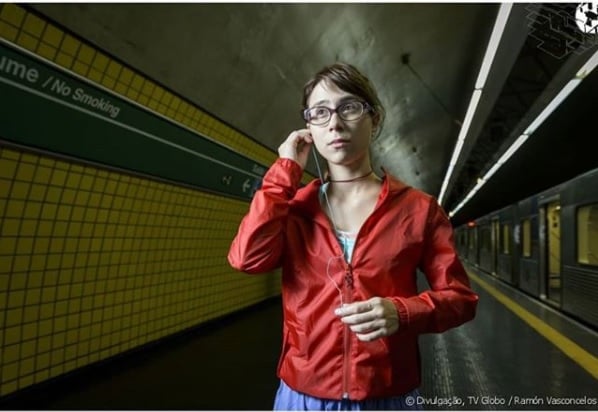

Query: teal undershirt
left=319, top=183, right=356, bottom=263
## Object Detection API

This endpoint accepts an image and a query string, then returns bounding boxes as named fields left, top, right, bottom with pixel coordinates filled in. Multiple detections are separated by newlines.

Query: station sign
left=0, top=40, right=265, bottom=200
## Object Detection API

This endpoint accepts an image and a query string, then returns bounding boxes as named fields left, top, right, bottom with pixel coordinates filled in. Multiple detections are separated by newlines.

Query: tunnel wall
left=0, top=4, right=291, bottom=397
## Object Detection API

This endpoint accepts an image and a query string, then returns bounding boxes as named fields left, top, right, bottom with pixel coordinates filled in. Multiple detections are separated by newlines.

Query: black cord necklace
left=328, top=170, right=373, bottom=183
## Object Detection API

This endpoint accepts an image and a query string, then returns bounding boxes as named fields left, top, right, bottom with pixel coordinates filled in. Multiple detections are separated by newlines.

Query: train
left=454, top=167, right=598, bottom=330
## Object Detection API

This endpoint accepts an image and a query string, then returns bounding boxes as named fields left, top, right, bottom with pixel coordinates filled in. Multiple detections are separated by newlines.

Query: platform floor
left=1, top=266, right=597, bottom=410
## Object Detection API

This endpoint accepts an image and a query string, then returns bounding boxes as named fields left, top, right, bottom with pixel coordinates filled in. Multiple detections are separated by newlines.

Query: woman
left=228, top=63, right=478, bottom=410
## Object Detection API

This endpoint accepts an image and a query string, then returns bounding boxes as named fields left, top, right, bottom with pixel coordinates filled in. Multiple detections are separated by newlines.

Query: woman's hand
left=278, top=129, right=313, bottom=170
left=334, top=297, right=399, bottom=341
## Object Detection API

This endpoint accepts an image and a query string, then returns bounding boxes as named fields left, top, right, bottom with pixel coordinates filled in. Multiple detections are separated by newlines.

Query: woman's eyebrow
left=310, top=96, right=358, bottom=107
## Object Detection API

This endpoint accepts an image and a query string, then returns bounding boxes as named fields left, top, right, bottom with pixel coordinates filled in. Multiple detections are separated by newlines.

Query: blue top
left=319, top=182, right=357, bottom=262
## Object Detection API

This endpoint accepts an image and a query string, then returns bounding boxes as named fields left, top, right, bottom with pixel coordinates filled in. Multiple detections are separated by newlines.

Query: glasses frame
left=302, top=100, right=373, bottom=125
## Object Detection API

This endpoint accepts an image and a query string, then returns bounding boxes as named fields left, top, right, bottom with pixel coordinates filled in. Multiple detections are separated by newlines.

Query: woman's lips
left=329, top=139, right=350, bottom=148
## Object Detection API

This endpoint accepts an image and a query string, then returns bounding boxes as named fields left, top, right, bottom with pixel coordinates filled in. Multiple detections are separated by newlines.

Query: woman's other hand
left=334, top=297, right=399, bottom=341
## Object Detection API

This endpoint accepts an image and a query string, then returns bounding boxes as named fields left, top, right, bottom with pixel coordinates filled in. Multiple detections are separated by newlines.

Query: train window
left=502, top=224, right=511, bottom=255
left=577, top=204, right=598, bottom=266
left=522, top=219, right=531, bottom=257
left=481, top=226, right=491, bottom=252
left=469, top=228, right=476, bottom=250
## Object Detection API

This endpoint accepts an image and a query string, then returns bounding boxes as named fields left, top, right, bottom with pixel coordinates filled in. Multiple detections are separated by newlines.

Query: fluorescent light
left=438, top=4, right=512, bottom=205
left=449, top=42, right=598, bottom=219
left=496, top=134, right=529, bottom=164
left=475, top=3, right=513, bottom=89
left=481, top=161, right=502, bottom=181
left=438, top=181, right=449, bottom=206
left=438, top=89, right=482, bottom=204
left=450, top=138, right=465, bottom=170
left=524, top=79, right=581, bottom=135
left=448, top=134, right=529, bottom=217
left=450, top=69, right=591, bottom=217
left=576, top=49, right=598, bottom=78
left=456, top=89, right=483, bottom=149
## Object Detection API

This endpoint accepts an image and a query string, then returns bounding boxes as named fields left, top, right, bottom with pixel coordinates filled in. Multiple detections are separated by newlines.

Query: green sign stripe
left=0, top=75, right=262, bottom=179
left=0, top=40, right=267, bottom=200
left=0, top=37, right=270, bottom=171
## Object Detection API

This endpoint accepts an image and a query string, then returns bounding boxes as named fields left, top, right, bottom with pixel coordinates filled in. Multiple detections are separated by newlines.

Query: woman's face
left=306, top=80, right=377, bottom=168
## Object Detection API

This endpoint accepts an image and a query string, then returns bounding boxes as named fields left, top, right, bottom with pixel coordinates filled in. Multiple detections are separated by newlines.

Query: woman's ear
left=371, top=113, right=381, bottom=138
left=372, top=112, right=381, bottom=130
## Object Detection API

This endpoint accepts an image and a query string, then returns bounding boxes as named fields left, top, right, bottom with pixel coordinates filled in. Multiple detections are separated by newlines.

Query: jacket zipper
left=318, top=183, right=388, bottom=399
left=342, top=263, right=354, bottom=399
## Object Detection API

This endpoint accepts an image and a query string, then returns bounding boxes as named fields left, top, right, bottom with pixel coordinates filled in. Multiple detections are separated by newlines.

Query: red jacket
left=228, top=158, right=478, bottom=400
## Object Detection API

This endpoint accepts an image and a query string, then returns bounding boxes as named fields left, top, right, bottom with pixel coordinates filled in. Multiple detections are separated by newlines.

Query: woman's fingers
left=278, top=129, right=313, bottom=169
left=335, top=297, right=399, bottom=341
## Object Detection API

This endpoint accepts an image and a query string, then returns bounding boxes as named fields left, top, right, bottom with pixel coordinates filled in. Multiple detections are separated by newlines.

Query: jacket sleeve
left=389, top=199, right=479, bottom=334
left=227, top=158, right=303, bottom=274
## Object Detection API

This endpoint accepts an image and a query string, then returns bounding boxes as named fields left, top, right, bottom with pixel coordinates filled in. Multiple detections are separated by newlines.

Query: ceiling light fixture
left=448, top=48, right=598, bottom=219
left=438, top=3, right=513, bottom=206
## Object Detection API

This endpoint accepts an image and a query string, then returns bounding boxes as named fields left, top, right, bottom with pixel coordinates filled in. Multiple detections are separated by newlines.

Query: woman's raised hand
left=278, top=129, right=313, bottom=170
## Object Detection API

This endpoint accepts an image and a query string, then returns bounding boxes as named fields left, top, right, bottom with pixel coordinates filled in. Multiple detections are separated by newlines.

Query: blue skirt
left=273, top=379, right=423, bottom=411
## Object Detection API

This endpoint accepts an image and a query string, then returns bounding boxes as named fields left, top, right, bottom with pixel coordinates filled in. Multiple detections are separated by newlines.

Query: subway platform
left=0, top=266, right=596, bottom=410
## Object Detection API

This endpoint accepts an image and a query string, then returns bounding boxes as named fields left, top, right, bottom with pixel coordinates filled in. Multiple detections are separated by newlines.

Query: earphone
left=311, top=145, right=348, bottom=306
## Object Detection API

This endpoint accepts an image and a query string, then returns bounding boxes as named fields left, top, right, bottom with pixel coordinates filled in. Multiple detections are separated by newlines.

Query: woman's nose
left=328, top=112, right=344, bottom=130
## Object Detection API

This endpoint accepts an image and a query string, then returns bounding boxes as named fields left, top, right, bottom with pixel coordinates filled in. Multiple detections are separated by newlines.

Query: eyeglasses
left=303, top=100, right=373, bottom=126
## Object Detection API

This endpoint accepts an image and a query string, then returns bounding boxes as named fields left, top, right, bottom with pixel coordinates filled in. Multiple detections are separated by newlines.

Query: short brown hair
left=302, top=63, right=385, bottom=137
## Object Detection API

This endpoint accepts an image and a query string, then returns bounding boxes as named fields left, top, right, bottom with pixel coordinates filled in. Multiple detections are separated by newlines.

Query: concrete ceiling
left=30, top=3, right=598, bottom=226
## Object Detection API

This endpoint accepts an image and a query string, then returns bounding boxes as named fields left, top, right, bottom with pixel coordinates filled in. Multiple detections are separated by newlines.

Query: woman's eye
left=314, top=108, right=328, bottom=117
left=342, top=102, right=359, bottom=112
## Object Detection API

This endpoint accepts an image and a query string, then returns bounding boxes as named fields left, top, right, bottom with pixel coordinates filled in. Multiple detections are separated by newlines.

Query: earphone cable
left=312, top=146, right=348, bottom=306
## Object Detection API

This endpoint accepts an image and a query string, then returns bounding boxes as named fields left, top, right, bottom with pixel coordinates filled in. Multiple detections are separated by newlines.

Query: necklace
left=328, top=170, right=373, bottom=183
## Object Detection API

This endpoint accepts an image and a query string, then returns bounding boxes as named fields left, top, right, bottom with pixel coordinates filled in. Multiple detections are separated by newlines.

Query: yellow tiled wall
left=0, top=4, right=298, bottom=397
left=0, top=147, right=281, bottom=396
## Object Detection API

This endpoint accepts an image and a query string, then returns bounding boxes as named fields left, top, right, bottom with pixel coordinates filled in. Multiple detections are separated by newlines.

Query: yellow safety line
left=467, top=270, right=598, bottom=380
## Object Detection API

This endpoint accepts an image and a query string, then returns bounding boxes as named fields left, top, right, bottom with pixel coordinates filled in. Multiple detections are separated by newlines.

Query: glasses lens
left=339, top=101, right=364, bottom=121
left=306, top=101, right=367, bottom=125
left=307, top=107, right=331, bottom=125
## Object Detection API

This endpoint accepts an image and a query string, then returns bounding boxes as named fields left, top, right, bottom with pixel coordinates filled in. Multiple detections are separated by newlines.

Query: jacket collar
left=290, top=167, right=411, bottom=226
